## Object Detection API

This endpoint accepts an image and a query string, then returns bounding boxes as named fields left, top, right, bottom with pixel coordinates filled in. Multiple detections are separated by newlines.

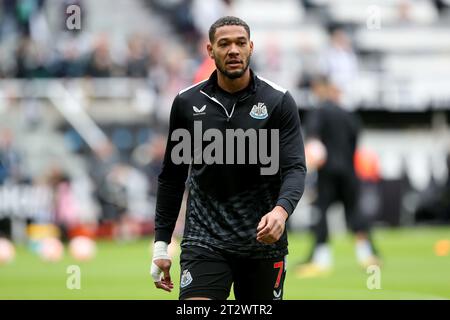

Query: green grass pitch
left=0, top=227, right=449, bottom=300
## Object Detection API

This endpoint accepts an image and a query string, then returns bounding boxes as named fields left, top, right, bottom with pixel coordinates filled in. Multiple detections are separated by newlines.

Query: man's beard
left=215, top=56, right=251, bottom=79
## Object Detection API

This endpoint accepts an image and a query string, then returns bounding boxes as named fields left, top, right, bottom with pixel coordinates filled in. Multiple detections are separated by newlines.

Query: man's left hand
left=256, top=206, right=288, bottom=244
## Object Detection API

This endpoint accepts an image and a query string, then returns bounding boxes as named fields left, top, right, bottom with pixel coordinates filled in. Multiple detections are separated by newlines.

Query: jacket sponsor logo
left=180, top=269, right=193, bottom=288
left=250, top=102, right=268, bottom=120
left=193, top=105, right=207, bottom=115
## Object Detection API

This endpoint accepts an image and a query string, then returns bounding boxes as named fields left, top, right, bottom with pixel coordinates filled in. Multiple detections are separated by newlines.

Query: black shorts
left=179, top=245, right=287, bottom=300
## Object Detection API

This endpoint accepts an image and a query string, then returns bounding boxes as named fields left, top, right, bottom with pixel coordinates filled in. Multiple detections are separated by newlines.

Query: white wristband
left=152, top=241, right=170, bottom=261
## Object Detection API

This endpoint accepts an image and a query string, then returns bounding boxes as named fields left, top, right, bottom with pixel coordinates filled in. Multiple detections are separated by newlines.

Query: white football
left=69, top=236, right=97, bottom=262
left=0, top=238, right=15, bottom=265
left=39, top=237, right=64, bottom=262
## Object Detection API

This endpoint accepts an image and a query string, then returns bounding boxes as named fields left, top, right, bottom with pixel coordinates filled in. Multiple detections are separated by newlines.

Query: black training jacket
left=155, top=70, right=306, bottom=258
left=305, top=100, right=360, bottom=175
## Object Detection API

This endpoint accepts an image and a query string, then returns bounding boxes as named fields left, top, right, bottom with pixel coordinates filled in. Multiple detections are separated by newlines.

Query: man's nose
left=228, top=43, right=240, bottom=55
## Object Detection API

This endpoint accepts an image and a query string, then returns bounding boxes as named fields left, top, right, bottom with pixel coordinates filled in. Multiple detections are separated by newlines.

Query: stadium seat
left=232, top=0, right=304, bottom=27
left=328, top=0, right=438, bottom=25
left=355, top=26, right=450, bottom=53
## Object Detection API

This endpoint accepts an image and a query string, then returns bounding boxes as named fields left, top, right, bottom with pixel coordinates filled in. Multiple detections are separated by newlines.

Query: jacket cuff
left=155, top=229, right=173, bottom=244
left=276, top=198, right=295, bottom=217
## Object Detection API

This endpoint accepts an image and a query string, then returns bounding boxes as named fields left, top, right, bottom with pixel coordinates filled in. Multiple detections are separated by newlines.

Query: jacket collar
left=200, top=68, right=259, bottom=97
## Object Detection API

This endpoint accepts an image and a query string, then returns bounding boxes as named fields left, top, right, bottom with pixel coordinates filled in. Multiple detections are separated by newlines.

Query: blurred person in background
left=85, top=34, right=114, bottom=78
left=0, top=128, right=23, bottom=184
left=0, top=128, right=22, bottom=239
left=125, top=33, right=149, bottom=78
left=140, top=133, right=167, bottom=196
left=319, top=26, right=358, bottom=109
left=46, top=164, right=76, bottom=241
left=89, top=140, right=150, bottom=240
left=106, top=163, right=150, bottom=241
left=49, top=37, right=86, bottom=78
left=296, top=76, right=380, bottom=278
left=89, top=141, right=122, bottom=225
left=190, top=0, right=231, bottom=38
left=14, top=35, right=52, bottom=78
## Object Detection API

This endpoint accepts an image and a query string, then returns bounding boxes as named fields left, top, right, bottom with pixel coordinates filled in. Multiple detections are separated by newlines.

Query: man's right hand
left=150, top=241, right=173, bottom=292
left=151, top=258, right=173, bottom=292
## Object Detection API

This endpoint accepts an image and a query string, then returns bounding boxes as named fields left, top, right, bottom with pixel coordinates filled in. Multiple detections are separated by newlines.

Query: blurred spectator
left=142, top=134, right=166, bottom=196
left=14, top=36, right=50, bottom=78
left=153, top=0, right=200, bottom=46
left=319, top=26, right=358, bottom=109
left=125, top=34, right=149, bottom=78
left=172, top=0, right=200, bottom=44
left=85, top=35, right=114, bottom=78
left=88, top=141, right=137, bottom=227
left=45, top=165, right=76, bottom=238
left=54, top=44, right=84, bottom=77
left=42, top=163, right=99, bottom=240
left=0, top=128, right=23, bottom=184
left=151, top=45, right=191, bottom=122
left=190, top=0, right=231, bottom=37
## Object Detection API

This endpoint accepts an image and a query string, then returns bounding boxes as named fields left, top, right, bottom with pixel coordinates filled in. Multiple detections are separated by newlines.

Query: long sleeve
left=275, top=91, right=307, bottom=216
left=304, top=107, right=323, bottom=140
left=154, top=95, right=190, bottom=243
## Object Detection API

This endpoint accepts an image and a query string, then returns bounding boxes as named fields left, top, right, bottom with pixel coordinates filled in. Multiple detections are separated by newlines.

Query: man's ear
left=249, top=40, right=254, bottom=56
left=207, top=43, right=214, bottom=59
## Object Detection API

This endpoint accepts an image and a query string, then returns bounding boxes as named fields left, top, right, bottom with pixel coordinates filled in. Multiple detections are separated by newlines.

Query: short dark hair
left=208, top=16, right=250, bottom=43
